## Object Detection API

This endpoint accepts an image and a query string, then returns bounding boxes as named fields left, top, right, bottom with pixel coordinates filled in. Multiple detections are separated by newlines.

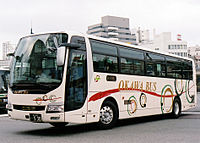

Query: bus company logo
left=33, top=95, right=61, bottom=105
left=174, top=79, right=184, bottom=96
left=124, top=96, right=137, bottom=116
left=94, top=75, right=101, bottom=82
left=160, top=85, right=174, bottom=114
left=118, top=80, right=157, bottom=92
left=13, top=90, right=29, bottom=94
left=174, top=79, right=194, bottom=103
left=139, top=93, right=147, bottom=108
left=184, top=80, right=195, bottom=103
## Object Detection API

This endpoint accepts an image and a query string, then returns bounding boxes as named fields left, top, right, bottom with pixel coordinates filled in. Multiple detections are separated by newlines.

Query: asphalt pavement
left=0, top=93, right=200, bottom=143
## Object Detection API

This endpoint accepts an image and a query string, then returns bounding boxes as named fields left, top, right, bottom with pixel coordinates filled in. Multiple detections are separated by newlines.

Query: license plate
left=30, top=114, right=42, bottom=122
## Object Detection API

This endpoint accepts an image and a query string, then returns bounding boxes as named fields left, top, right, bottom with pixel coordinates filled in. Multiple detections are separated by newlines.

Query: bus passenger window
left=156, top=63, right=166, bottom=77
left=93, top=54, right=118, bottom=73
left=146, top=62, right=155, bottom=76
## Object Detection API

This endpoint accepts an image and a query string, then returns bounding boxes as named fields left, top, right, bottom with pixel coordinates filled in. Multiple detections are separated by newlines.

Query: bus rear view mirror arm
left=59, top=43, right=81, bottom=49
left=56, top=43, right=81, bottom=66
left=7, top=53, right=15, bottom=57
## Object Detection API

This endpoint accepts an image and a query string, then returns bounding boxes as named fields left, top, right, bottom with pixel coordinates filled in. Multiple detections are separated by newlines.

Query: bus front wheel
left=97, top=101, right=118, bottom=129
left=172, top=98, right=181, bottom=118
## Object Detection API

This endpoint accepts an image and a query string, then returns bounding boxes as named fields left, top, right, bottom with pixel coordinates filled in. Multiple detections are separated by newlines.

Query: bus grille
left=13, top=105, right=45, bottom=111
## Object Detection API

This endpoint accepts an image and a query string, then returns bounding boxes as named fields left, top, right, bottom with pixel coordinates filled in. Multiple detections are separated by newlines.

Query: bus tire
left=172, top=97, right=181, bottom=118
left=50, top=122, right=68, bottom=128
left=97, top=101, right=118, bottom=129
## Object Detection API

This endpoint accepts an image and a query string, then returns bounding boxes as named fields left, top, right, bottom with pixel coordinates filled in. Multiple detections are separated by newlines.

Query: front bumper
left=8, top=109, right=64, bottom=123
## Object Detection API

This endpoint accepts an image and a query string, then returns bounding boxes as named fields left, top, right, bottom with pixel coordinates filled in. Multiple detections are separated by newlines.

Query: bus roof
left=19, top=31, right=193, bottom=62
left=87, top=34, right=193, bottom=62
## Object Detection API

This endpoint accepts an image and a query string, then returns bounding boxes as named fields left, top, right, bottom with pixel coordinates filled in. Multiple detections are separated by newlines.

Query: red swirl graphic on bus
left=89, top=88, right=175, bottom=102
left=89, top=82, right=194, bottom=102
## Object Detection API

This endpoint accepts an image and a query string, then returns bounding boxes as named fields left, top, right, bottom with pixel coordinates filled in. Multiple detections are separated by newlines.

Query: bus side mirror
left=7, top=53, right=14, bottom=57
left=56, top=46, right=66, bottom=66
left=56, top=43, right=81, bottom=66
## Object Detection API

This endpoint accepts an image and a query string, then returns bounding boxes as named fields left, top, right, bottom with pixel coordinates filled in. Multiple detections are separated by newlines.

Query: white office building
left=143, top=31, right=188, bottom=57
left=131, top=28, right=150, bottom=45
left=0, top=41, right=16, bottom=68
left=87, top=16, right=136, bottom=45
left=188, top=45, right=200, bottom=70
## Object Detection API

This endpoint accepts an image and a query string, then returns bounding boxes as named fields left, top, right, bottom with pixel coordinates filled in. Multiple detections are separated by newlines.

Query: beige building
left=141, top=31, right=188, bottom=57
left=0, top=41, right=16, bottom=68
left=87, top=16, right=137, bottom=45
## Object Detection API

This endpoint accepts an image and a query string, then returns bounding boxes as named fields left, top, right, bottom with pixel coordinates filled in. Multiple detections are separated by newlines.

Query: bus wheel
left=172, top=98, right=181, bottom=118
left=98, top=101, right=118, bottom=129
left=50, top=122, right=68, bottom=128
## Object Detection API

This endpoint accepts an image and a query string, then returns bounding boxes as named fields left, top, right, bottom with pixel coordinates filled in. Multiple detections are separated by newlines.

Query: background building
left=188, top=45, right=200, bottom=92
left=0, top=41, right=16, bottom=68
left=131, top=28, right=150, bottom=45
left=87, top=15, right=136, bottom=44
left=168, top=34, right=188, bottom=57
left=188, top=45, right=200, bottom=71
left=142, top=31, right=188, bottom=57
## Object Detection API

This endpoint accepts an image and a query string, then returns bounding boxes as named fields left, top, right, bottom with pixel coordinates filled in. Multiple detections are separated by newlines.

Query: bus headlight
left=46, top=102, right=64, bottom=113
left=6, top=103, right=12, bottom=111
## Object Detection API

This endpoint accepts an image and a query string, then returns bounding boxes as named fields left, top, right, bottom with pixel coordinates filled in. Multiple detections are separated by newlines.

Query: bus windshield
left=10, top=33, right=68, bottom=94
left=0, top=70, right=9, bottom=94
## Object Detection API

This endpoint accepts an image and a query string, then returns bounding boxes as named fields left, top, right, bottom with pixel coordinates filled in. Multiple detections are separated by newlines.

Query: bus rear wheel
left=172, top=98, right=181, bottom=118
left=97, top=101, right=118, bottom=129
left=50, top=122, right=68, bottom=128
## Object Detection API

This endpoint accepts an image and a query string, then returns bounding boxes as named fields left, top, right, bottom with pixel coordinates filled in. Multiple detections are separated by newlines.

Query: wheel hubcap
left=174, top=102, right=179, bottom=115
left=100, top=106, right=113, bottom=124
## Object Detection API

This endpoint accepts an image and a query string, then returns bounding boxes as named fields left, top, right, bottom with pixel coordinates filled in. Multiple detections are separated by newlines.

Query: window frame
left=89, top=38, right=193, bottom=80
left=118, top=46, right=145, bottom=75
left=90, top=39, right=119, bottom=74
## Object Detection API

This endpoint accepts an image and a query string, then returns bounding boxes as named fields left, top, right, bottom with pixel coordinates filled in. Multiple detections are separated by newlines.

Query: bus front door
left=64, top=49, right=88, bottom=123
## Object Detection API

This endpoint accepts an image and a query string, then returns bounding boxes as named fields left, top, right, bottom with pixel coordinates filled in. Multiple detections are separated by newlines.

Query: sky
left=0, top=0, right=200, bottom=49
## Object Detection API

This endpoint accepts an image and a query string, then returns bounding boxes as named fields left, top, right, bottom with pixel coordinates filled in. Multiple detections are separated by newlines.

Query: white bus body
left=7, top=31, right=196, bottom=128
left=0, top=68, right=9, bottom=112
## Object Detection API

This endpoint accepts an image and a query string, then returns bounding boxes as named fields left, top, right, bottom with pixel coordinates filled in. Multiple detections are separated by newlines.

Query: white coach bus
left=0, top=67, right=9, bottom=112
left=7, top=32, right=196, bottom=129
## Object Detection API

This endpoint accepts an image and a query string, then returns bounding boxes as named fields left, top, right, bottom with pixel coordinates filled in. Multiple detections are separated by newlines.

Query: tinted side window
left=166, top=57, right=177, bottom=64
left=119, top=48, right=144, bottom=60
left=65, top=50, right=87, bottom=111
left=188, top=61, right=193, bottom=80
left=156, top=63, right=166, bottom=77
left=70, top=36, right=86, bottom=51
left=90, top=39, right=118, bottom=56
left=182, top=61, right=193, bottom=80
left=93, top=54, right=118, bottom=73
left=146, top=53, right=166, bottom=77
left=146, top=53, right=165, bottom=62
left=121, top=58, right=144, bottom=75
left=166, top=57, right=182, bottom=79
left=167, top=64, right=182, bottom=79
left=90, top=39, right=119, bottom=73
left=119, top=47, right=145, bottom=75
left=146, top=62, right=155, bottom=76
